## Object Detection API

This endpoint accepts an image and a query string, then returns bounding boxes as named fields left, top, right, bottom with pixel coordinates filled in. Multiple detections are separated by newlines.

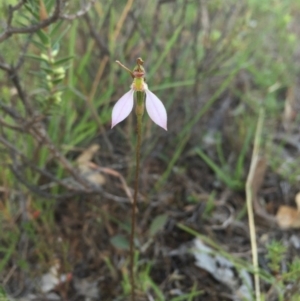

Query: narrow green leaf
left=24, top=2, right=39, bottom=19
left=51, top=78, right=64, bottom=85
left=31, top=40, right=48, bottom=51
left=36, top=29, right=50, bottom=46
left=53, top=56, right=73, bottom=66
left=234, top=126, right=254, bottom=179
left=0, top=237, right=17, bottom=271
left=41, top=66, right=54, bottom=74
left=25, top=54, right=50, bottom=63
left=50, top=20, right=64, bottom=36
left=51, top=42, right=60, bottom=57
left=149, top=214, right=168, bottom=236
left=148, top=25, right=183, bottom=79
left=52, top=25, right=71, bottom=46
left=110, top=235, right=129, bottom=250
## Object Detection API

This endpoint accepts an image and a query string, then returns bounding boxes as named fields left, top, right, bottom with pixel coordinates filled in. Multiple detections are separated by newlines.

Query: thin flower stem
left=130, top=91, right=144, bottom=301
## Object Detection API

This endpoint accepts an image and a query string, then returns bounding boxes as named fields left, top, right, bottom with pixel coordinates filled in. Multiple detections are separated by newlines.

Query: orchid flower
left=111, top=59, right=167, bottom=130
left=112, top=59, right=167, bottom=301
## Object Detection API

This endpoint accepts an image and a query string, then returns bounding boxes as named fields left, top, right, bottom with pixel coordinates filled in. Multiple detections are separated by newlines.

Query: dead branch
left=61, top=0, right=96, bottom=20
left=0, top=0, right=62, bottom=43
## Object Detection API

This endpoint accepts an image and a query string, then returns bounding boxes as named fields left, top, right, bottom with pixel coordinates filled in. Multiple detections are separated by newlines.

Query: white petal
left=145, top=90, right=167, bottom=130
left=111, top=90, right=134, bottom=128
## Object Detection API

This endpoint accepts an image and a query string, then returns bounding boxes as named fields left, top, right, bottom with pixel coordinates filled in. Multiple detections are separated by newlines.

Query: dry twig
left=246, top=107, right=265, bottom=301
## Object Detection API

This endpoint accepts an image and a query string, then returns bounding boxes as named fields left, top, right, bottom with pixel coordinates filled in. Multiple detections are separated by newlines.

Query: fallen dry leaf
left=76, top=144, right=105, bottom=186
left=192, top=239, right=253, bottom=301
left=40, top=261, right=68, bottom=293
left=76, top=144, right=99, bottom=165
left=73, top=277, right=100, bottom=299
left=276, top=192, right=300, bottom=229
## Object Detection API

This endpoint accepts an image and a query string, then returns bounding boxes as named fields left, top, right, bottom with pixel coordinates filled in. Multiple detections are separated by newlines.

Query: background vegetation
left=0, top=0, right=300, bottom=300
